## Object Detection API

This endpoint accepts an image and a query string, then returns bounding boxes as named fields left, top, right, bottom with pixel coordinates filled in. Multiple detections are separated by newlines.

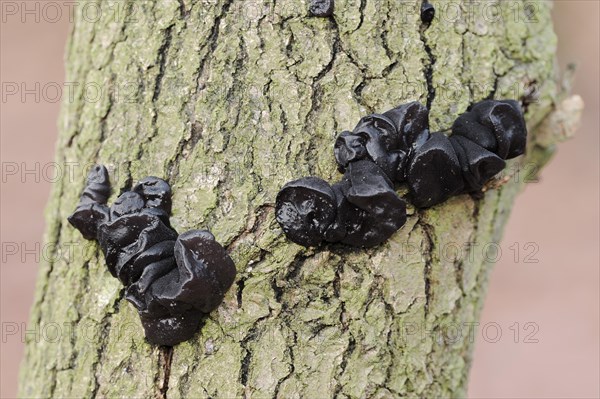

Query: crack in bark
left=152, top=25, right=175, bottom=103
left=354, top=0, right=367, bottom=33
left=333, top=260, right=349, bottom=333
left=191, top=0, right=234, bottom=101
left=239, top=315, right=270, bottom=397
left=453, top=259, right=465, bottom=295
left=157, top=346, right=174, bottom=399
left=272, top=331, right=296, bottom=398
left=236, top=278, right=246, bottom=309
left=225, top=204, right=273, bottom=252
left=177, top=0, right=188, bottom=19
left=379, top=3, right=395, bottom=73
left=273, top=253, right=309, bottom=304
left=303, top=27, right=339, bottom=172
left=418, top=217, right=435, bottom=319
left=333, top=335, right=356, bottom=397
left=220, top=36, right=247, bottom=155
left=166, top=120, right=204, bottom=180
left=419, top=0, right=436, bottom=109
left=136, top=22, right=176, bottom=165
left=381, top=301, right=397, bottom=394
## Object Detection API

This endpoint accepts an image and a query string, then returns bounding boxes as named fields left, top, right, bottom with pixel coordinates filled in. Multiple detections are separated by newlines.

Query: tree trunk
left=19, top=0, right=576, bottom=397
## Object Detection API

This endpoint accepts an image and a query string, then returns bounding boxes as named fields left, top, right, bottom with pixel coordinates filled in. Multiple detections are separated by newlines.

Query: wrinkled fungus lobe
left=68, top=165, right=236, bottom=346
left=276, top=99, right=527, bottom=248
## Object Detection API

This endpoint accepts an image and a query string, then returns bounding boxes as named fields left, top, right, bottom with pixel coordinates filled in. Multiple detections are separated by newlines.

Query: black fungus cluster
left=276, top=100, right=527, bottom=248
left=68, top=165, right=236, bottom=346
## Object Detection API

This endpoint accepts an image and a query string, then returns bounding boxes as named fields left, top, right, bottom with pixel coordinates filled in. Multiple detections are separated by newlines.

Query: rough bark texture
left=19, top=0, right=574, bottom=397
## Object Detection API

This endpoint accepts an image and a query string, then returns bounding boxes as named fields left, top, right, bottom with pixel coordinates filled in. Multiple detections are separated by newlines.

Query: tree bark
left=19, top=0, right=576, bottom=397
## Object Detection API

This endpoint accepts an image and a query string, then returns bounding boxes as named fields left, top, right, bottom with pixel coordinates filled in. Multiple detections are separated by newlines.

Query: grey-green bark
left=19, top=0, right=577, bottom=397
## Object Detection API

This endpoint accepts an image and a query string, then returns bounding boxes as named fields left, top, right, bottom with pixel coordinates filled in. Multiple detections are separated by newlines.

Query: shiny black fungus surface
left=275, top=177, right=337, bottom=247
left=406, top=132, right=464, bottom=208
left=421, top=2, right=435, bottom=24
left=337, top=161, right=407, bottom=247
left=309, top=0, right=334, bottom=17
left=68, top=166, right=236, bottom=346
left=276, top=99, right=527, bottom=247
left=275, top=161, right=407, bottom=248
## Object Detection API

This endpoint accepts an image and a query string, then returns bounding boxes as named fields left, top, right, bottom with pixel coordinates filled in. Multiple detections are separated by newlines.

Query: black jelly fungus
left=110, top=191, right=145, bottom=219
left=407, top=132, right=464, bottom=208
left=353, top=114, right=403, bottom=180
left=471, top=100, right=527, bottom=159
left=451, top=113, right=498, bottom=152
left=276, top=98, right=527, bottom=247
left=133, top=176, right=173, bottom=213
left=341, top=161, right=407, bottom=247
left=275, top=177, right=337, bottom=247
left=68, top=165, right=236, bottom=346
left=334, top=130, right=368, bottom=171
left=382, top=101, right=430, bottom=152
left=275, top=162, right=408, bottom=248
left=449, top=135, right=506, bottom=192
left=421, top=2, right=435, bottom=24
left=67, top=165, right=111, bottom=240
left=309, top=0, right=334, bottom=17
left=322, top=182, right=350, bottom=243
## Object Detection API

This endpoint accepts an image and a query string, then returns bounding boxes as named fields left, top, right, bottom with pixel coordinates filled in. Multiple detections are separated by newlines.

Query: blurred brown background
left=1, top=1, right=598, bottom=398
